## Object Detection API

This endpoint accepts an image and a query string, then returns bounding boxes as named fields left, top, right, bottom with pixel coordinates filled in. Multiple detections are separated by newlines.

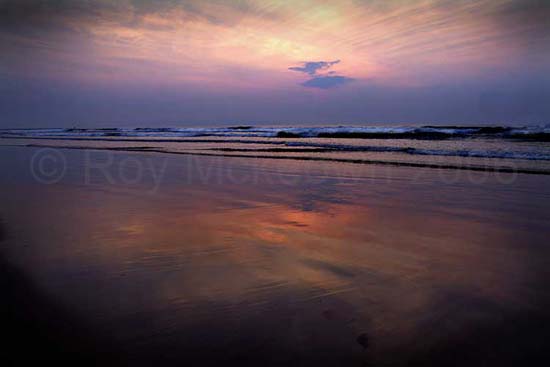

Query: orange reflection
left=3, top=162, right=546, bottom=358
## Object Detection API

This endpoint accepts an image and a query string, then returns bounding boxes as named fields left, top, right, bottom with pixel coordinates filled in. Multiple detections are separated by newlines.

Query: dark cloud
left=289, top=60, right=340, bottom=76
left=0, top=0, right=263, bottom=32
left=493, top=0, right=550, bottom=30
left=301, top=75, right=355, bottom=89
left=0, top=0, right=113, bottom=26
left=492, top=0, right=550, bottom=51
left=0, top=0, right=131, bottom=41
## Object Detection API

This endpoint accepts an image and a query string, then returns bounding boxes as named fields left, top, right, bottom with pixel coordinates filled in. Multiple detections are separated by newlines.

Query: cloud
left=301, top=75, right=354, bottom=89
left=288, top=60, right=340, bottom=76
left=289, top=59, right=354, bottom=89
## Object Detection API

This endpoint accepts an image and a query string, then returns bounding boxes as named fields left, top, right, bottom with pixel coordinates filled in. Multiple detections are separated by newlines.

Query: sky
left=0, top=0, right=549, bottom=127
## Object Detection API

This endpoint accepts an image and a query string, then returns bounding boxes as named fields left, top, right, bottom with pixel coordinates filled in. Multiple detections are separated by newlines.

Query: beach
left=2, top=0, right=550, bottom=364
left=2, top=144, right=550, bottom=366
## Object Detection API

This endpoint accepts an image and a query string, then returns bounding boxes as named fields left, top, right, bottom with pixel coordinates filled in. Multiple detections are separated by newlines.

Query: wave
left=1, top=125, right=550, bottom=140
left=207, top=145, right=550, bottom=161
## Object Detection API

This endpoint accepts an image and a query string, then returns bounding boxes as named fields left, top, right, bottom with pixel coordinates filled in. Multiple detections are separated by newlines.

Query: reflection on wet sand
left=1, top=147, right=550, bottom=365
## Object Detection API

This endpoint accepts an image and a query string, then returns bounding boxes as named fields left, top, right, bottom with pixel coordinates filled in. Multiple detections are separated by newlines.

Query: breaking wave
left=1, top=125, right=549, bottom=140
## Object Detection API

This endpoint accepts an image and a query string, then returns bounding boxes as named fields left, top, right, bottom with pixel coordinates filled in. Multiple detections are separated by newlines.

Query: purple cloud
left=289, top=60, right=354, bottom=89
left=288, top=60, right=340, bottom=76
left=301, top=75, right=355, bottom=89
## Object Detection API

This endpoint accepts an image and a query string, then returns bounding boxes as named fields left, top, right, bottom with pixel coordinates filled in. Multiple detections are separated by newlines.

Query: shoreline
left=3, top=142, right=549, bottom=176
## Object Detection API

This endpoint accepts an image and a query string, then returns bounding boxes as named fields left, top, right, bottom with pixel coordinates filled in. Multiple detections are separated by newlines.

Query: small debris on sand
left=356, top=333, right=369, bottom=350
left=322, top=309, right=336, bottom=320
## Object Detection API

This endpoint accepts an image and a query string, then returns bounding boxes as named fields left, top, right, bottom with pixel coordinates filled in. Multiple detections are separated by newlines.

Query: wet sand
left=1, top=146, right=550, bottom=366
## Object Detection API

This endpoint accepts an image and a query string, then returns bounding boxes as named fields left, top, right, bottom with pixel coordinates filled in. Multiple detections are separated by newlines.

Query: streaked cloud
left=2, top=0, right=548, bottom=88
